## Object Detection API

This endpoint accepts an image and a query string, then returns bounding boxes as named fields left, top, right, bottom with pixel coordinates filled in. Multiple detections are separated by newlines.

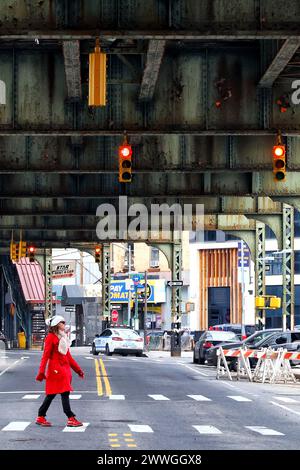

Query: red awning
left=15, top=258, right=45, bottom=304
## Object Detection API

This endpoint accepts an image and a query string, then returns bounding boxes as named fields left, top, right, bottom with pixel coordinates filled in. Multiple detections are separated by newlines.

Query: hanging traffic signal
left=27, top=245, right=36, bottom=262
left=118, top=144, right=132, bottom=183
left=10, top=242, right=19, bottom=262
left=88, top=38, right=107, bottom=107
left=19, top=241, right=27, bottom=259
left=273, top=144, right=286, bottom=181
left=95, top=245, right=101, bottom=263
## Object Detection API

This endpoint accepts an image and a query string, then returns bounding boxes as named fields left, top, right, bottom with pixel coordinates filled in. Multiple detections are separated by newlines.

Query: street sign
left=65, top=307, right=76, bottom=312
left=167, top=280, right=183, bottom=287
left=111, top=310, right=119, bottom=323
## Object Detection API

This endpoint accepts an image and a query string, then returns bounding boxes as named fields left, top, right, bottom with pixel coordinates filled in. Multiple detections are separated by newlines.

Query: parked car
left=0, top=330, right=6, bottom=350
left=92, top=327, right=144, bottom=356
left=193, top=330, right=240, bottom=364
left=206, top=329, right=300, bottom=368
left=209, top=324, right=256, bottom=340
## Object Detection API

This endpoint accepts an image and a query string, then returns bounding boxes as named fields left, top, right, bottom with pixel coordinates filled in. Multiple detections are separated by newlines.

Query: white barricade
left=216, top=346, right=299, bottom=384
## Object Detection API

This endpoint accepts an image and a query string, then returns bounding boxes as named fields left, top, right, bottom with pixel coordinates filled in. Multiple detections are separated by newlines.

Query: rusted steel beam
left=258, top=38, right=300, bottom=87
left=139, top=40, right=166, bottom=101
left=62, top=40, right=82, bottom=100
left=1, top=129, right=300, bottom=136
left=0, top=30, right=300, bottom=40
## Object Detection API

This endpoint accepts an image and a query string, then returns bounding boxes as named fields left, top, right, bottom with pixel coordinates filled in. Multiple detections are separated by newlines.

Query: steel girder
left=282, top=204, right=295, bottom=330
left=139, top=40, right=166, bottom=101
left=101, top=243, right=111, bottom=322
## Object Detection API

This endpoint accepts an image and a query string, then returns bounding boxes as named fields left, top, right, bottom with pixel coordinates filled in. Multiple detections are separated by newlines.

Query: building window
left=124, top=243, right=134, bottom=271
left=295, top=210, right=300, bottom=237
left=150, top=247, right=160, bottom=268
left=265, top=251, right=282, bottom=275
left=204, top=231, right=217, bottom=241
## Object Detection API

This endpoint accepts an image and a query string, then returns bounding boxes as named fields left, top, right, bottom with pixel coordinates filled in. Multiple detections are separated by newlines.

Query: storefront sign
left=52, top=261, right=76, bottom=279
left=110, top=279, right=166, bottom=303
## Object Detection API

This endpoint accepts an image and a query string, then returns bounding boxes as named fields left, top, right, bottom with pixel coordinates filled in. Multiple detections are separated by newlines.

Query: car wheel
left=71, top=340, right=75, bottom=347
left=105, top=344, right=112, bottom=356
left=122, top=353, right=128, bottom=356
left=193, top=350, right=197, bottom=364
left=198, top=354, right=205, bottom=365
left=92, top=344, right=98, bottom=356
left=135, top=352, right=143, bottom=357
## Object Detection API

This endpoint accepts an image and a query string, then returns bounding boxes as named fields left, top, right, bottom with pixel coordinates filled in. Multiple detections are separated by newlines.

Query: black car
left=193, top=330, right=240, bottom=364
left=209, top=324, right=256, bottom=340
left=206, top=329, right=300, bottom=368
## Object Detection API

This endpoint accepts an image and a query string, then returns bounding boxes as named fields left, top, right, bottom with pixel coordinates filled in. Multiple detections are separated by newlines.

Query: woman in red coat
left=35, top=315, right=85, bottom=427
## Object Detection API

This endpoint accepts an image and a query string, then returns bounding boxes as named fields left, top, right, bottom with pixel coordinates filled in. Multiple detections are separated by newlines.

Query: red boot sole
left=36, top=422, right=52, bottom=427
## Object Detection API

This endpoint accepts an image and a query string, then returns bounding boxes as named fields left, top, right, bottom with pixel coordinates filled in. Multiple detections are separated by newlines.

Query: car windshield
left=113, top=329, right=140, bottom=339
left=245, top=331, right=276, bottom=346
left=206, top=331, right=239, bottom=341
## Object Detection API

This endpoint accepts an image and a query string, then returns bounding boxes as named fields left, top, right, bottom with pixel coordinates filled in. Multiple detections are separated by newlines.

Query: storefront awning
left=15, top=258, right=45, bottom=304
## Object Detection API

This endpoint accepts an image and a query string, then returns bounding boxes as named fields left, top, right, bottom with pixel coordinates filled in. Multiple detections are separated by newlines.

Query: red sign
left=111, top=310, right=119, bottom=323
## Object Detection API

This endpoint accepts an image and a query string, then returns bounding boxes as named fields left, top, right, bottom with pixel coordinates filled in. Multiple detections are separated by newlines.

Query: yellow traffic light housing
left=19, top=240, right=27, bottom=260
left=88, top=38, right=107, bottom=107
left=27, top=245, right=36, bottom=262
left=10, top=242, right=19, bottom=262
left=269, top=296, right=281, bottom=309
left=255, top=296, right=265, bottom=308
left=95, top=245, right=101, bottom=263
left=118, top=142, right=132, bottom=183
left=273, top=145, right=286, bottom=181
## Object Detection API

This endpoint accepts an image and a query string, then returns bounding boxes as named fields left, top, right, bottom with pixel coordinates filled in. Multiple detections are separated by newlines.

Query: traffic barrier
left=216, top=346, right=298, bottom=384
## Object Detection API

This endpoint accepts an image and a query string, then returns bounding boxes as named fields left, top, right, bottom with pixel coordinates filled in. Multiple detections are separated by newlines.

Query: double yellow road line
left=94, top=357, right=112, bottom=396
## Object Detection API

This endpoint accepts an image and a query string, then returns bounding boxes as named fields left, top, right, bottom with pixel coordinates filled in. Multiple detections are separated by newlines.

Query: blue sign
left=238, top=242, right=250, bottom=268
left=110, top=280, right=154, bottom=303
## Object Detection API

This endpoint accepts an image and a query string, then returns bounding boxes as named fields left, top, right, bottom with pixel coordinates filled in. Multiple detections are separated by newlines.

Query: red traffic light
left=95, top=246, right=101, bottom=254
left=273, top=145, right=285, bottom=158
left=28, top=246, right=35, bottom=253
left=119, top=145, right=132, bottom=159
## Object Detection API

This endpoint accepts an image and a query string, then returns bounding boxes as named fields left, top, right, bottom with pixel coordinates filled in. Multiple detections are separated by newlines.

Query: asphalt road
left=0, top=348, right=300, bottom=450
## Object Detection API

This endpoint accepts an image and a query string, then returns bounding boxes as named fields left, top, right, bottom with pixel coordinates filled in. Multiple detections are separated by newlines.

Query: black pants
left=38, top=391, right=75, bottom=418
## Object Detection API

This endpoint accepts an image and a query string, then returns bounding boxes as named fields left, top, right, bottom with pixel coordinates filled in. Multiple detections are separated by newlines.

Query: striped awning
left=15, top=258, right=45, bottom=304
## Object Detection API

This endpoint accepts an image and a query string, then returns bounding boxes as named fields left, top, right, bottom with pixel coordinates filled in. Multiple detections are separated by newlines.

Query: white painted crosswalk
left=188, top=395, right=212, bottom=402
left=109, top=395, right=125, bottom=400
left=227, top=396, right=252, bottom=402
left=62, top=423, right=90, bottom=433
left=193, top=425, right=222, bottom=435
left=0, top=421, right=288, bottom=437
left=128, top=425, right=153, bottom=433
left=22, top=394, right=40, bottom=400
left=245, top=426, right=284, bottom=436
left=148, top=394, right=170, bottom=401
left=273, top=396, right=299, bottom=404
left=2, top=422, right=31, bottom=431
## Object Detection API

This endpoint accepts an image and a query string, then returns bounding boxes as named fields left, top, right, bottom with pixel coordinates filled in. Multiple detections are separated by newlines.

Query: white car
left=92, top=328, right=144, bottom=356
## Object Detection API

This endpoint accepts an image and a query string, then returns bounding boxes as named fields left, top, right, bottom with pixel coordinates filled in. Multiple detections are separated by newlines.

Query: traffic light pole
left=44, top=248, right=53, bottom=320
left=255, top=223, right=266, bottom=330
left=101, top=243, right=111, bottom=330
left=282, top=204, right=295, bottom=331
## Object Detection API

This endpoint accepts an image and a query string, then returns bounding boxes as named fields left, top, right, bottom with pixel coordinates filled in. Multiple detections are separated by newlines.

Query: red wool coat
left=38, top=332, right=81, bottom=395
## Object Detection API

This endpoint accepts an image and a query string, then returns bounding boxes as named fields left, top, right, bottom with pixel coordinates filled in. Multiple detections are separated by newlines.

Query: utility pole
left=127, top=244, right=131, bottom=327
left=144, top=270, right=148, bottom=348
left=241, top=241, right=245, bottom=337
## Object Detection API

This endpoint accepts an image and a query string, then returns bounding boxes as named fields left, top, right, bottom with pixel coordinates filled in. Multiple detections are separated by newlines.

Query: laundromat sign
left=110, top=279, right=166, bottom=304
left=52, top=261, right=76, bottom=279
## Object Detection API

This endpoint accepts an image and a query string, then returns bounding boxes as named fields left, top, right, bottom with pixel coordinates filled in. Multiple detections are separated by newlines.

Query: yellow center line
left=99, top=358, right=112, bottom=396
left=124, top=438, right=135, bottom=442
left=94, top=359, right=103, bottom=396
left=127, top=444, right=137, bottom=448
left=110, top=444, right=121, bottom=448
left=123, top=433, right=132, bottom=436
left=108, top=433, right=118, bottom=437
left=109, top=439, right=119, bottom=442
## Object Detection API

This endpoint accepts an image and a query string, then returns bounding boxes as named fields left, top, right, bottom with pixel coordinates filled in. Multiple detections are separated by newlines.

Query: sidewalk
left=145, top=350, right=193, bottom=359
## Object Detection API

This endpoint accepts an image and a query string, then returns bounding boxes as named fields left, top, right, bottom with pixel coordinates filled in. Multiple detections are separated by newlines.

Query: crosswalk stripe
left=128, top=425, right=153, bottom=433
left=193, top=425, right=222, bottom=435
left=148, top=394, right=170, bottom=401
left=2, top=422, right=31, bottom=431
left=62, top=423, right=90, bottom=433
left=227, top=396, right=252, bottom=402
left=109, top=395, right=125, bottom=400
left=69, top=395, right=82, bottom=400
left=188, top=395, right=212, bottom=402
left=22, top=394, right=40, bottom=400
left=245, top=426, right=284, bottom=436
left=273, top=396, right=299, bottom=404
